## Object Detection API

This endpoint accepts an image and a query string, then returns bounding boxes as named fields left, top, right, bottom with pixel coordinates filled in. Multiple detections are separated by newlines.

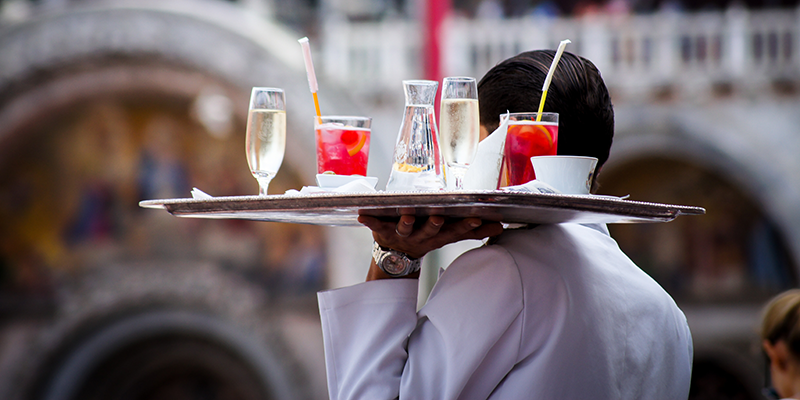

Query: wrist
left=371, top=241, right=422, bottom=277
left=366, top=259, right=420, bottom=281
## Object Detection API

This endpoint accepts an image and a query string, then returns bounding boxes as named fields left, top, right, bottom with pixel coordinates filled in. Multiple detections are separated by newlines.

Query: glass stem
left=450, top=165, right=468, bottom=190
left=256, top=174, right=274, bottom=196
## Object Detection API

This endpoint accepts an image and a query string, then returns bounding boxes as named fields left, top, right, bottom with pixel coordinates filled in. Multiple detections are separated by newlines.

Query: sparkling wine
left=246, top=109, right=286, bottom=189
left=439, top=98, right=479, bottom=166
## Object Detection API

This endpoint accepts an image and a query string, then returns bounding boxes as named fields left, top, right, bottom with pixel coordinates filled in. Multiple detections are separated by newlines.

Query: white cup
left=530, top=156, right=598, bottom=195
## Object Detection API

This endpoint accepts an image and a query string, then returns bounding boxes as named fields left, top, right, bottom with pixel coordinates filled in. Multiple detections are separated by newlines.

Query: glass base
left=386, top=168, right=445, bottom=192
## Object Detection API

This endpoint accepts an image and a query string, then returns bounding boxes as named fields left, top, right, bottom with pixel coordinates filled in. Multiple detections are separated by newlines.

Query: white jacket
left=318, top=223, right=693, bottom=400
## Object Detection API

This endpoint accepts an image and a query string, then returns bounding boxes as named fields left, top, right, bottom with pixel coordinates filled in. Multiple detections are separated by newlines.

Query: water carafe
left=385, top=80, right=445, bottom=191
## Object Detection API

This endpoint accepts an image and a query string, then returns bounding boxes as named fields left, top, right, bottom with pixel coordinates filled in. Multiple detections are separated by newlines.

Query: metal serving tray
left=139, top=191, right=705, bottom=227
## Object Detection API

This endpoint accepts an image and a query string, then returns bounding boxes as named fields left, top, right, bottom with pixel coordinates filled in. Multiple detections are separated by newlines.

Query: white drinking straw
left=536, top=39, right=571, bottom=121
left=298, top=37, right=321, bottom=117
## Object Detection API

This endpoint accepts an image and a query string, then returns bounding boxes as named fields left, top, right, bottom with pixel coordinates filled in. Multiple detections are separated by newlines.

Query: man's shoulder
left=491, top=223, right=612, bottom=258
left=422, top=241, right=525, bottom=323
left=489, top=223, right=664, bottom=296
left=495, top=222, right=606, bottom=239
left=446, top=242, right=521, bottom=279
left=428, top=244, right=523, bottom=302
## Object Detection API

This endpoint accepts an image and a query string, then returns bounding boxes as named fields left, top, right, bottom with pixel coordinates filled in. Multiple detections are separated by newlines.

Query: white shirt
left=318, top=223, right=693, bottom=399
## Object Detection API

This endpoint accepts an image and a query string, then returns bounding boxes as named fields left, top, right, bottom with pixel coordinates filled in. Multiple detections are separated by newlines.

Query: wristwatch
left=372, top=241, right=422, bottom=277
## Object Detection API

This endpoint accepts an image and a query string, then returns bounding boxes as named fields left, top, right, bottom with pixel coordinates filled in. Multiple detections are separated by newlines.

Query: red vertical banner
left=424, top=0, right=450, bottom=120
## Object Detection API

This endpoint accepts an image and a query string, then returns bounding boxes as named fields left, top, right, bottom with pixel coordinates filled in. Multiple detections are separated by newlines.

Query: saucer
left=315, top=174, right=379, bottom=189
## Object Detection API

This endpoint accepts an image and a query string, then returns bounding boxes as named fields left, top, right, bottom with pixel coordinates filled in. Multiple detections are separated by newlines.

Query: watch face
left=383, top=254, right=407, bottom=275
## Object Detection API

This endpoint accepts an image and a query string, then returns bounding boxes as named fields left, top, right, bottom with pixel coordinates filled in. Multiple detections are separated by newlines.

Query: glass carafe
left=385, top=80, right=445, bottom=191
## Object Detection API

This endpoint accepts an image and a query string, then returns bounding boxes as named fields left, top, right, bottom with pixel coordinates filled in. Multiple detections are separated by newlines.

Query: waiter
left=318, top=50, right=693, bottom=400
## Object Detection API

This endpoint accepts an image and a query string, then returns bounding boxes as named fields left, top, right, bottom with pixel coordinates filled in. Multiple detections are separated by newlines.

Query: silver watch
left=372, top=241, right=422, bottom=277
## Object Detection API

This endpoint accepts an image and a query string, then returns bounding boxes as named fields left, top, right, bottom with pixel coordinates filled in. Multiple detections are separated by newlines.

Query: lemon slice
left=534, top=125, right=553, bottom=144
left=393, top=163, right=424, bottom=173
left=346, top=132, right=367, bottom=156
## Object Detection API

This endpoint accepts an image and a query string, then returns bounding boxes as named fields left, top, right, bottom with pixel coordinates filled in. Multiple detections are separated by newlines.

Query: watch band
left=372, top=241, right=422, bottom=277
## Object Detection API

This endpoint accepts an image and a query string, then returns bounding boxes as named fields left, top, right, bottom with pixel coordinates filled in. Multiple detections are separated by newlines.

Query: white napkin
left=284, top=178, right=379, bottom=196
left=501, top=181, right=631, bottom=200
left=191, top=187, right=214, bottom=199
left=501, top=179, right=561, bottom=194
left=463, top=113, right=510, bottom=190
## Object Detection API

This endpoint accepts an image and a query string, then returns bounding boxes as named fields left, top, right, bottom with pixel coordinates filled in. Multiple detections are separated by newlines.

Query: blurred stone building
left=0, top=1, right=336, bottom=399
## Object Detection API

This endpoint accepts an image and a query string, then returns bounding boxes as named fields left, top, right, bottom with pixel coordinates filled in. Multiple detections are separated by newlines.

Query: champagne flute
left=439, top=77, right=479, bottom=190
left=245, top=87, right=286, bottom=195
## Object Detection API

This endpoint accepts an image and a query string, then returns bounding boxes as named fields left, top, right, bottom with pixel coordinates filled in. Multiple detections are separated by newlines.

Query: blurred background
left=0, top=0, right=798, bottom=399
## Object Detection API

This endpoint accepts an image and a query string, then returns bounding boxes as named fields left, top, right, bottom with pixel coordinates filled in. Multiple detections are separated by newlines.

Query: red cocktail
left=500, top=112, right=559, bottom=187
left=315, top=116, right=371, bottom=176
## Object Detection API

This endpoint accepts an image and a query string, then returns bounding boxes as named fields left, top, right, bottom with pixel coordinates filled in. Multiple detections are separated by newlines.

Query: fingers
left=357, top=215, right=385, bottom=232
left=436, top=217, right=482, bottom=238
left=357, top=215, right=407, bottom=242
left=432, top=219, right=503, bottom=242
left=356, top=214, right=375, bottom=227
left=358, top=215, right=445, bottom=240
left=359, top=215, right=502, bottom=241
left=467, top=221, right=505, bottom=240
left=358, top=214, right=505, bottom=258
left=412, top=215, right=444, bottom=238
left=395, top=215, right=415, bottom=237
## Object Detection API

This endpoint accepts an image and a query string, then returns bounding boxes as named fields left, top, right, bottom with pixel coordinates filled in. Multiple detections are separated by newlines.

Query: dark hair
left=477, top=50, right=615, bottom=170
left=762, top=289, right=800, bottom=357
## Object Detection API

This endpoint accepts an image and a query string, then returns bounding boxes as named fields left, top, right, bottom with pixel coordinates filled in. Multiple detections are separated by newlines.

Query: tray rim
left=139, top=190, right=705, bottom=225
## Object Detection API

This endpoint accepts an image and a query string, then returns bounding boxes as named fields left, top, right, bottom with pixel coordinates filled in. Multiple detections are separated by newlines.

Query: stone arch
left=608, top=103, right=800, bottom=277
left=0, top=0, right=323, bottom=179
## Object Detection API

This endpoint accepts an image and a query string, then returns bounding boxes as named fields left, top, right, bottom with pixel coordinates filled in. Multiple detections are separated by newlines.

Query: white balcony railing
left=320, top=8, right=800, bottom=100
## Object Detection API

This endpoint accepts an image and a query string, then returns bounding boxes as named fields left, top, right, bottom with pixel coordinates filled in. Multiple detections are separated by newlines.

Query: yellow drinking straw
left=298, top=37, right=322, bottom=120
left=536, top=39, right=571, bottom=121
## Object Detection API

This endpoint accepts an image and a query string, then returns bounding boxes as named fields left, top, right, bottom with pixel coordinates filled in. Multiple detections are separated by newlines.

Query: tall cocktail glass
left=245, top=87, right=286, bottom=195
left=500, top=112, right=558, bottom=187
left=439, top=77, right=479, bottom=190
left=315, top=116, right=372, bottom=176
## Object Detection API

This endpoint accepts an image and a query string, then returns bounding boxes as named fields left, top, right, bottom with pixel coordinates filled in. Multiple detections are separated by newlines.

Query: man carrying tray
left=317, top=50, right=693, bottom=399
